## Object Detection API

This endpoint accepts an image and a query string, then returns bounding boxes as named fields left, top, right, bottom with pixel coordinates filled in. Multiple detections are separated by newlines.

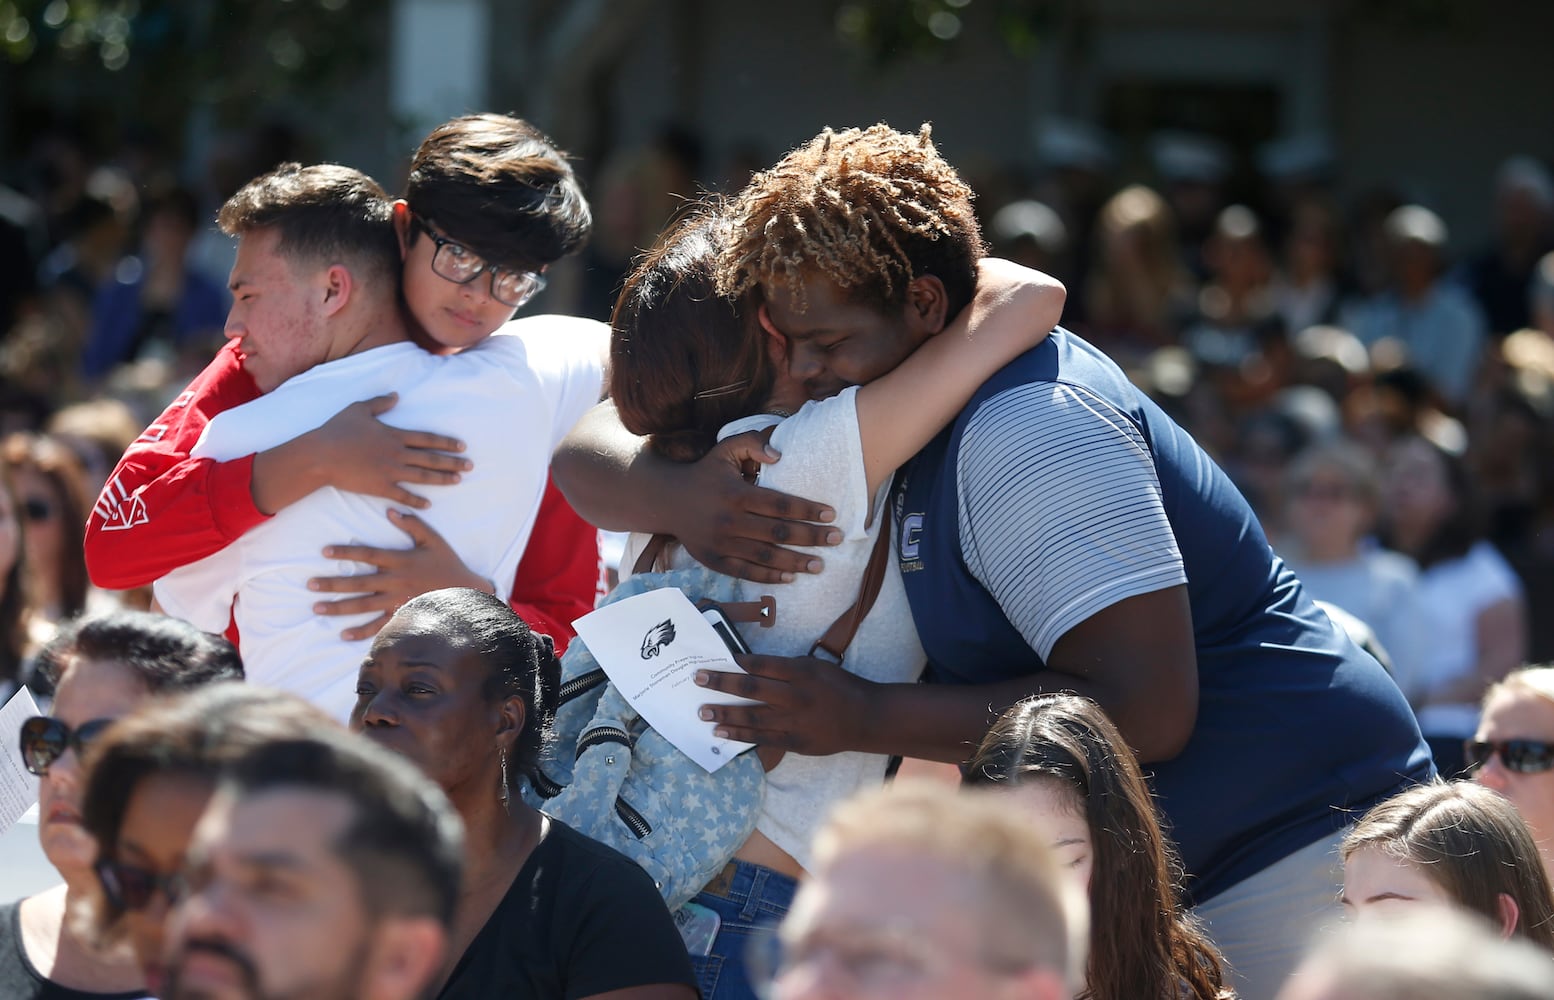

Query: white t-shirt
left=1401, top=541, right=1524, bottom=737
left=154, top=316, right=604, bottom=721
left=1283, top=548, right=1430, bottom=680
left=623, top=387, right=925, bottom=870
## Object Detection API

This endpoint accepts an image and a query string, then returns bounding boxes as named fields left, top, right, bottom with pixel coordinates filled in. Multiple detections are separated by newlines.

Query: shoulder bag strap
left=809, top=517, right=894, bottom=663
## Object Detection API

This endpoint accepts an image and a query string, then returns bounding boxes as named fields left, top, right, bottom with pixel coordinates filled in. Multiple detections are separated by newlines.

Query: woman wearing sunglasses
left=1472, top=666, right=1554, bottom=880
left=1, top=611, right=240, bottom=999
left=1339, top=781, right=1554, bottom=951
left=1, top=432, right=94, bottom=662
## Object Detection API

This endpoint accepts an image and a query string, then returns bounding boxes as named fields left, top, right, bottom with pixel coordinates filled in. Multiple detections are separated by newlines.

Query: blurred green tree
left=1, top=0, right=378, bottom=156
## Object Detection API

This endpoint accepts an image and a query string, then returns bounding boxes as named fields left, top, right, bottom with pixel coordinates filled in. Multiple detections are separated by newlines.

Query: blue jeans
left=683, top=860, right=799, bottom=1000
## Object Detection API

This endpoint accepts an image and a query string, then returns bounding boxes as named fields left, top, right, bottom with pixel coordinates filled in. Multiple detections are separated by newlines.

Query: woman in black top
left=352, top=588, right=697, bottom=999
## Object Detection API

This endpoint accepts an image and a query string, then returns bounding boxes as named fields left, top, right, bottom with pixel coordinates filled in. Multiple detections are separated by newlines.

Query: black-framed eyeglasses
left=412, top=215, right=546, bottom=309
left=1464, top=738, right=1554, bottom=774
left=19, top=715, right=116, bottom=776
left=96, top=858, right=185, bottom=912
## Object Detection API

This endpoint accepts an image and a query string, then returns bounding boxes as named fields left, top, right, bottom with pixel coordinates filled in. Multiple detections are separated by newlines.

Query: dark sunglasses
left=19, top=715, right=116, bottom=776
left=96, top=858, right=184, bottom=912
left=22, top=497, right=54, bottom=522
left=1463, top=738, right=1554, bottom=774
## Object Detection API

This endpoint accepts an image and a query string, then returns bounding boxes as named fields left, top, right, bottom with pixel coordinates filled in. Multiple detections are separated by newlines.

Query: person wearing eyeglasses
left=75, top=685, right=333, bottom=998
left=1, top=610, right=240, bottom=1000
left=84, top=113, right=604, bottom=661
left=1338, top=781, right=1554, bottom=953
left=1471, top=666, right=1554, bottom=879
left=148, top=163, right=605, bottom=722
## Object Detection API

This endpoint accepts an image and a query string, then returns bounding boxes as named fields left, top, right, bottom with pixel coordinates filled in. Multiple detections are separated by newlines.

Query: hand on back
left=310, top=393, right=472, bottom=508
left=663, top=430, right=842, bottom=584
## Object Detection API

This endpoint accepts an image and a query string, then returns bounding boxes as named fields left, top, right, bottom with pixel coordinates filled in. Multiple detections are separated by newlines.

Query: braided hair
left=717, top=123, right=987, bottom=317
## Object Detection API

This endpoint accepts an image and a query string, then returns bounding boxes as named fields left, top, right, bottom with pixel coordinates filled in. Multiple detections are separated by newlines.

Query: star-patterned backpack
left=524, top=530, right=891, bottom=909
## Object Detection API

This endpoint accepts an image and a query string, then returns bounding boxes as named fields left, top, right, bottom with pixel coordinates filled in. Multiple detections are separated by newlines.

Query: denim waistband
left=699, top=859, right=801, bottom=914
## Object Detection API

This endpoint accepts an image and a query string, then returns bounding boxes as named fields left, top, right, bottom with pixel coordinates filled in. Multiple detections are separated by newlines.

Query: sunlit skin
left=163, top=790, right=378, bottom=1000
left=350, top=616, right=511, bottom=804
left=37, top=659, right=149, bottom=877
left=1005, top=779, right=1094, bottom=895
left=353, top=613, right=709, bottom=1000
left=1474, top=686, right=1554, bottom=875
left=761, top=275, right=936, bottom=402
left=775, top=847, right=1065, bottom=1000
left=110, top=772, right=216, bottom=997
left=1339, top=846, right=1454, bottom=923
left=393, top=205, right=521, bottom=353
left=224, top=228, right=337, bottom=393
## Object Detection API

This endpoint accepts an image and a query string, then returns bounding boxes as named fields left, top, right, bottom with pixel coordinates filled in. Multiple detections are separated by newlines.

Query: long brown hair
left=1341, top=781, right=1554, bottom=952
left=2, top=431, right=91, bottom=621
left=609, top=203, right=772, bottom=462
left=966, top=693, right=1233, bottom=1000
left=0, top=464, right=25, bottom=687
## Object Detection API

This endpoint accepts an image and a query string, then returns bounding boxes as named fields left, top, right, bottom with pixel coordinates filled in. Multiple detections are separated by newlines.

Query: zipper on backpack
left=577, top=726, right=631, bottom=758
left=558, top=669, right=608, bottom=705
left=615, top=796, right=652, bottom=838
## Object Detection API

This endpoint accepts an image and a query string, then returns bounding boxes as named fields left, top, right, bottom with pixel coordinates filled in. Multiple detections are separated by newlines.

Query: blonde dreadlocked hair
left=717, top=123, right=987, bottom=316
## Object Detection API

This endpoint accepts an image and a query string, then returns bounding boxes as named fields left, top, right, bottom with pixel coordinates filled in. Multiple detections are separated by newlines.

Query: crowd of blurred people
left=0, top=109, right=1552, bottom=1000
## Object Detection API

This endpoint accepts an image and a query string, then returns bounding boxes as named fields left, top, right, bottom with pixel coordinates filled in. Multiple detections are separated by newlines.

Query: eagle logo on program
left=640, top=619, right=676, bottom=659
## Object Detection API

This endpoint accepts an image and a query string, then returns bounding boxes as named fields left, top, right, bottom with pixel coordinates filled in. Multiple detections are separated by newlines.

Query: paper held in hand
left=572, top=588, right=759, bottom=773
left=0, top=685, right=41, bottom=835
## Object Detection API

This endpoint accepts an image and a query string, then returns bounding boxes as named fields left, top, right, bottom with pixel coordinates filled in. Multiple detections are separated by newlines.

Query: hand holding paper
left=572, top=588, right=759, bottom=772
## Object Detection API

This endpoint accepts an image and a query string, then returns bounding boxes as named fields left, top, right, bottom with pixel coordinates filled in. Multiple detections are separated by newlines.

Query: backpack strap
left=631, top=534, right=673, bottom=577
left=809, top=518, right=894, bottom=663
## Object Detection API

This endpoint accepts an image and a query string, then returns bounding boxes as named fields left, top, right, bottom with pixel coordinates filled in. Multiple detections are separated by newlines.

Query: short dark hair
left=36, top=609, right=243, bottom=692
left=81, top=685, right=335, bottom=934
left=719, top=123, right=986, bottom=319
left=217, top=162, right=399, bottom=286
left=405, top=114, right=591, bottom=272
left=610, top=204, right=772, bottom=462
left=221, top=732, right=464, bottom=928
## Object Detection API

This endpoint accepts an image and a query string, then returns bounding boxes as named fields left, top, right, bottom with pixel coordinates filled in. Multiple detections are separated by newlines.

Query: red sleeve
left=84, top=342, right=271, bottom=590
left=507, top=476, right=601, bottom=656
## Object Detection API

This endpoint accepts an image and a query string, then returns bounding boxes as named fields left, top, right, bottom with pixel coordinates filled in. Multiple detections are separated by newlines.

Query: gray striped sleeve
left=957, top=382, right=1187, bottom=660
